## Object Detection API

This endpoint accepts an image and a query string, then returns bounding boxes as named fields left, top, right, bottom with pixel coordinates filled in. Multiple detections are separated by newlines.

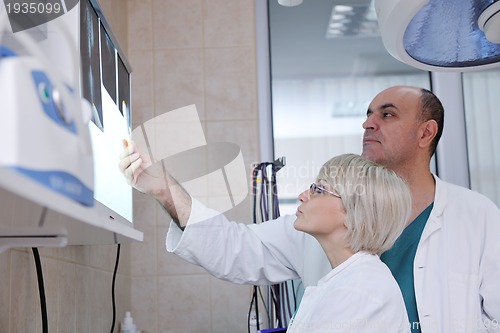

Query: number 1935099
left=5, top=2, right=62, bottom=14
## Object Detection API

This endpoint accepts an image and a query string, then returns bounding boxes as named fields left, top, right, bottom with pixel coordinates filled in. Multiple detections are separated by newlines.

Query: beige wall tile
left=156, top=226, right=206, bottom=276
left=155, top=202, right=173, bottom=227
left=89, top=244, right=121, bottom=271
left=10, top=250, right=41, bottom=332
left=205, top=47, right=257, bottom=121
left=38, top=246, right=59, bottom=258
left=203, top=0, right=255, bottom=47
left=128, top=0, right=153, bottom=51
left=158, top=275, right=211, bottom=333
left=219, top=196, right=254, bottom=224
left=129, top=50, right=155, bottom=128
left=205, top=119, right=259, bottom=166
left=131, top=276, right=158, bottom=333
left=115, top=274, right=133, bottom=332
left=12, top=196, right=45, bottom=229
left=0, top=188, right=15, bottom=228
left=118, top=243, right=132, bottom=276
left=73, top=267, right=130, bottom=333
left=88, top=268, right=113, bottom=332
left=0, top=250, right=11, bottom=332
left=41, top=256, right=60, bottom=332
left=210, top=276, right=252, bottom=332
left=74, top=265, right=118, bottom=332
left=99, top=0, right=129, bottom=54
left=57, top=261, right=77, bottom=333
left=140, top=104, right=208, bottom=168
left=133, top=191, right=157, bottom=227
left=56, top=245, right=91, bottom=266
left=153, top=0, right=203, bottom=49
left=204, top=120, right=258, bottom=223
left=74, top=265, right=92, bottom=331
left=154, top=49, right=206, bottom=120
left=130, top=225, right=157, bottom=276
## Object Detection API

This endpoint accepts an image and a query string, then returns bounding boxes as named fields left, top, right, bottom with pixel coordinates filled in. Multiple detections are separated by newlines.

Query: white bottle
left=121, top=311, right=136, bottom=333
left=249, top=309, right=263, bottom=333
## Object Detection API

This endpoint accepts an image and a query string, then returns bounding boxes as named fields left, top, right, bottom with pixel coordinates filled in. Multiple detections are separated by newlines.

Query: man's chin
left=362, top=150, right=384, bottom=164
left=361, top=149, right=376, bottom=161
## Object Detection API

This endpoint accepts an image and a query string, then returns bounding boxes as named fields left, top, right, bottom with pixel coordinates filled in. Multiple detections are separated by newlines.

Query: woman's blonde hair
left=317, top=154, right=411, bottom=255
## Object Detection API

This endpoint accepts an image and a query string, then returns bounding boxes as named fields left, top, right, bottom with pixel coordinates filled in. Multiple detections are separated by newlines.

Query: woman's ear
left=342, top=214, right=348, bottom=228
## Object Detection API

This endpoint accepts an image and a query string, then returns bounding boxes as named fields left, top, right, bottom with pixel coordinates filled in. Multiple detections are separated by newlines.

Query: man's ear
left=419, top=119, right=438, bottom=149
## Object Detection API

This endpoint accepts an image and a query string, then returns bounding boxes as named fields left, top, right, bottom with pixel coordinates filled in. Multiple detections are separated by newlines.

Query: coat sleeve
left=166, top=198, right=305, bottom=285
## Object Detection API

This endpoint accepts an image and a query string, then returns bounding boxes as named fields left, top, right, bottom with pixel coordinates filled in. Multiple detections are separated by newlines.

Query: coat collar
left=431, top=174, right=447, bottom=219
left=420, top=174, right=446, bottom=240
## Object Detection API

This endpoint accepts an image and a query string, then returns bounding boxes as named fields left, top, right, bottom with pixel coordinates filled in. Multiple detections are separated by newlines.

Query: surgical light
left=375, top=0, right=500, bottom=72
left=478, top=1, right=500, bottom=44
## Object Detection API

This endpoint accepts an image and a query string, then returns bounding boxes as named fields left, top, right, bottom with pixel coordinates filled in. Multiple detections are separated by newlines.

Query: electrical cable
left=286, top=282, right=293, bottom=325
left=258, top=286, right=270, bottom=318
left=282, top=285, right=287, bottom=327
left=247, top=289, right=254, bottom=333
left=254, top=286, right=261, bottom=331
left=250, top=160, right=292, bottom=330
left=271, top=285, right=283, bottom=327
left=249, top=166, right=260, bottom=333
left=282, top=284, right=288, bottom=326
left=109, top=243, right=121, bottom=333
left=247, top=286, right=259, bottom=333
left=32, top=248, right=48, bottom=333
left=247, top=285, right=268, bottom=333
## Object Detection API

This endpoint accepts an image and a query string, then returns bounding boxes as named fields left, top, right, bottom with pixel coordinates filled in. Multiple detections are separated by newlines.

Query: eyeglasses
left=309, top=183, right=341, bottom=198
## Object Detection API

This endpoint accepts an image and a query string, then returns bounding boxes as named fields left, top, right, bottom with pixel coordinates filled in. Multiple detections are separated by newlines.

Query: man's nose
left=362, top=114, right=377, bottom=130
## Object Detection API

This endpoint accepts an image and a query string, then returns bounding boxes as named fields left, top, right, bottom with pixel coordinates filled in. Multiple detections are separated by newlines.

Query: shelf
left=0, top=167, right=143, bottom=252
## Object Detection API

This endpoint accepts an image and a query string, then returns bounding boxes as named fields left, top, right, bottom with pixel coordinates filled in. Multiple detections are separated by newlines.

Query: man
left=119, top=86, right=500, bottom=332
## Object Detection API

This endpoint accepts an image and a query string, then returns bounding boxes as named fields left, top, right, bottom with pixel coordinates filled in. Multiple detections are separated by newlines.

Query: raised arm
left=118, top=139, right=191, bottom=229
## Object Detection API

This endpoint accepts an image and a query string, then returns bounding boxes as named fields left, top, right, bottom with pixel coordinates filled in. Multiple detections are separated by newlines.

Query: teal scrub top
left=381, top=203, right=434, bottom=333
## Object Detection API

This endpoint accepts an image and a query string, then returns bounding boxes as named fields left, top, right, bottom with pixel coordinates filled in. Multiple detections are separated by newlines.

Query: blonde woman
left=289, top=154, right=411, bottom=333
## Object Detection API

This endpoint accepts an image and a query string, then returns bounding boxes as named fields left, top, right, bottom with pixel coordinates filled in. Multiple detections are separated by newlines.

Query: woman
left=289, top=154, right=411, bottom=333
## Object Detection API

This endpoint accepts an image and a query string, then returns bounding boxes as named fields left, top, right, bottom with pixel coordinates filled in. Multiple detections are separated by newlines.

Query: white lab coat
left=286, top=252, right=410, bottom=333
left=166, top=175, right=500, bottom=332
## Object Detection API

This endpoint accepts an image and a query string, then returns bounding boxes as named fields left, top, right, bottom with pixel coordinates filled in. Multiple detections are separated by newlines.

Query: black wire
left=280, top=283, right=286, bottom=327
left=257, top=286, right=270, bottom=320
left=247, top=288, right=256, bottom=333
left=283, top=281, right=293, bottom=326
left=247, top=294, right=252, bottom=333
left=273, top=285, right=283, bottom=328
left=32, top=248, right=48, bottom=333
left=110, top=243, right=121, bottom=333
left=254, top=286, right=261, bottom=331
left=291, top=279, right=297, bottom=311
left=251, top=161, right=294, bottom=329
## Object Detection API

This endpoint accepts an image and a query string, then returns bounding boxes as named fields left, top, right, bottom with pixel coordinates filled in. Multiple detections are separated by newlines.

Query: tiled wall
left=127, top=0, right=259, bottom=332
left=0, top=0, right=131, bottom=332
left=0, top=0, right=260, bottom=332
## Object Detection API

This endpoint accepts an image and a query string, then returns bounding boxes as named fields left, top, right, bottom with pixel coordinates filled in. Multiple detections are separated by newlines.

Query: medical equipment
left=375, top=0, right=500, bottom=71
left=0, top=0, right=142, bottom=253
left=0, top=15, right=94, bottom=206
left=250, top=157, right=296, bottom=332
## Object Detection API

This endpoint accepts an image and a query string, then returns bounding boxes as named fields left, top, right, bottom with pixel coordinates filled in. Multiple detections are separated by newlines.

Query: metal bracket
left=0, top=227, right=67, bottom=252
